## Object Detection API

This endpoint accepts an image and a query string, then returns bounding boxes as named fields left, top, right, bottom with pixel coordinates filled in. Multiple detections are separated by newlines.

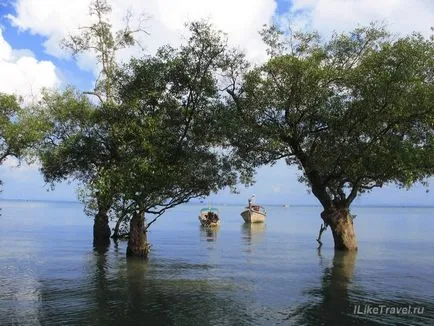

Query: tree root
left=316, top=223, right=328, bottom=249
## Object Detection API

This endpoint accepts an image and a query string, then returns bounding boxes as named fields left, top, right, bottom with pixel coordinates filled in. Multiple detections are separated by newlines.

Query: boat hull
left=241, top=209, right=266, bottom=223
left=198, top=216, right=220, bottom=227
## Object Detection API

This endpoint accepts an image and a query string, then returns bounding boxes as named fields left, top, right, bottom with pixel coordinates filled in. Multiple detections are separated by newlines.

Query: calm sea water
left=0, top=200, right=433, bottom=325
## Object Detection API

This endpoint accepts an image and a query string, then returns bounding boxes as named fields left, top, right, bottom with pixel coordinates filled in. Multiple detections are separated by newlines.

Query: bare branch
left=83, top=91, right=104, bottom=104
left=143, top=211, right=164, bottom=231
left=316, top=223, right=327, bottom=249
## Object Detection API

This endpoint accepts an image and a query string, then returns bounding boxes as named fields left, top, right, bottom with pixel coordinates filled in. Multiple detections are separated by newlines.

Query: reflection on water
left=89, top=245, right=112, bottom=325
left=69, top=246, right=253, bottom=325
left=93, top=242, right=110, bottom=255
left=0, top=263, right=42, bottom=326
left=241, top=223, right=266, bottom=245
left=1, top=201, right=434, bottom=325
left=287, top=251, right=433, bottom=326
left=200, top=225, right=220, bottom=242
left=288, top=251, right=357, bottom=325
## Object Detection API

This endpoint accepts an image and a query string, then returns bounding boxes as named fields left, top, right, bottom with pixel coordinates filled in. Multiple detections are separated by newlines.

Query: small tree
left=38, top=0, right=147, bottom=246
left=93, top=21, right=250, bottom=257
left=225, top=24, right=434, bottom=250
left=37, top=87, right=116, bottom=244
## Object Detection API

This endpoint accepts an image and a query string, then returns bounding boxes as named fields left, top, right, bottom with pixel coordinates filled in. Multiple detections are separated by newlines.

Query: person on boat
left=248, top=195, right=260, bottom=211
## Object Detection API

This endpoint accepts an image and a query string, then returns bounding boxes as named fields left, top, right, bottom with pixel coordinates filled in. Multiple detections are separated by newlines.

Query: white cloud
left=8, top=0, right=433, bottom=80
left=0, top=29, right=59, bottom=103
left=8, top=0, right=277, bottom=74
left=7, top=0, right=90, bottom=58
left=287, top=0, right=434, bottom=37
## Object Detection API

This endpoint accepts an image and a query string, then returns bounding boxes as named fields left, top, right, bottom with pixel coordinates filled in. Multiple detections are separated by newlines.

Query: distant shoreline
left=0, top=198, right=433, bottom=208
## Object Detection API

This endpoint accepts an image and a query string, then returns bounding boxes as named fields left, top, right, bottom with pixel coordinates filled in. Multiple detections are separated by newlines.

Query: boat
left=241, top=205, right=266, bottom=223
left=198, top=207, right=220, bottom=227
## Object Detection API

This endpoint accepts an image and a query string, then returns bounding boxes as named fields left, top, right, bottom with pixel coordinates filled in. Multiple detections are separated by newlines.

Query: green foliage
left=37, top=21, right=250, bottom=230
left=92, top=21, right=248, bottom=219
left=226, top=24, right=434, bottom=209
left=38, top=0, right=148, bottom=221
left=0, top=93, right=47, bottom=197
left=0, top=94, right=21, bottom=163
left=37, top=87, right=108, bottom=184
left=0, top=93, right=46, bottom=164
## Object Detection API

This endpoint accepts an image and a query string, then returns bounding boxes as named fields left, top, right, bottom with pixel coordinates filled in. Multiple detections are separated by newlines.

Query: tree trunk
left=126, top=210, right=150, bottom=258
left=93, top=209, right=111, bottom=247
left=321, top=207, right=357, bottom=251
left=93, top=193, right=111, bottom=246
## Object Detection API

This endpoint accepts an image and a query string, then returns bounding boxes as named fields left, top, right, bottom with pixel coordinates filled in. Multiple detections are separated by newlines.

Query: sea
left=0, top=200, right=433, bottom=325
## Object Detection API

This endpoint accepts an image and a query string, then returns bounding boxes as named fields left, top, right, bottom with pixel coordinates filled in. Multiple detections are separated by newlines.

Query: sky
left=0, top=0, right=433, bottom=205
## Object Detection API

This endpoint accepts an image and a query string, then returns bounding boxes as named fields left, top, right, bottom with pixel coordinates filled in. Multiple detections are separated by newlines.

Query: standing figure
left=248, top=194, right=256, bottom=210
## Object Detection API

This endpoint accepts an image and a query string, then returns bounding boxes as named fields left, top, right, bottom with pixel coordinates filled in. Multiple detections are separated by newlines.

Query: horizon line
left=1, top=198, right=434, bottom=208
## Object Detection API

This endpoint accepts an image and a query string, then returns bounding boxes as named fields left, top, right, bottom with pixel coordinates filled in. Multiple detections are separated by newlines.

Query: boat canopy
left=200, top=207, right=219, bottom=213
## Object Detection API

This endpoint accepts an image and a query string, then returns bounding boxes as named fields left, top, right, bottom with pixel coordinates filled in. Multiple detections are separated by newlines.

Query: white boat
left=198, top=207, right=220, bottom=227
left=241, top=206, right=266, bottom=223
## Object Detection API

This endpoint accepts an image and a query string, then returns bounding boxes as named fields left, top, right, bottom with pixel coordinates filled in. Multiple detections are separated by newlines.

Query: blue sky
left=0, top=0, right=433, bottom=206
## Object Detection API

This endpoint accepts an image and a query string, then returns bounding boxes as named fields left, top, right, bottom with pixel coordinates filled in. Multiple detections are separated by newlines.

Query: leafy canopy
left=226, top=24, right=434, bottom=209
left=37, top=21, right=250, bottom=229
left=0, top=94, right=47, bottom=164
left=37, top=0, right=148, bottom=215
left=91, top=21, right=249, bottom=220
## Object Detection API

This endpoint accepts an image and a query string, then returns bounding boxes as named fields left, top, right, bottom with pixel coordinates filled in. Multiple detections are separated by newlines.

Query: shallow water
left=0, top=200, right=433, bottom=325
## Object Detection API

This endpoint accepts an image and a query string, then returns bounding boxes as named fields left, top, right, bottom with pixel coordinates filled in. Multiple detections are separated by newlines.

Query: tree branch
left=345, top=178, right=361, bottom=205
left=316, top=223, right=327, bottom=249
left=143, top=211, right=165, bottom=231
left=83, top=91, right=104, bottom=104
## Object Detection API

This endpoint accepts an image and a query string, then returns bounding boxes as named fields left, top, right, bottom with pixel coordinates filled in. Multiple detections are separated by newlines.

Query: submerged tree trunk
left=321, top=207, right=357, bottom=251
left=126, top=209, right=150, bottom=258
left=93, top=194, right=111, bottom=246
left=93, top=208, right=111, bottom=246
left=300, top=164, right=358, bottom=250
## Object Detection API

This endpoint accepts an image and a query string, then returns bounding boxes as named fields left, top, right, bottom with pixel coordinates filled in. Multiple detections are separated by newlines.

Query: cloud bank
left=287, top=0, right=434, bottom=37
left=8, top=0, right=277, bottom=71
left=0, top=29, right=58, bottom=102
